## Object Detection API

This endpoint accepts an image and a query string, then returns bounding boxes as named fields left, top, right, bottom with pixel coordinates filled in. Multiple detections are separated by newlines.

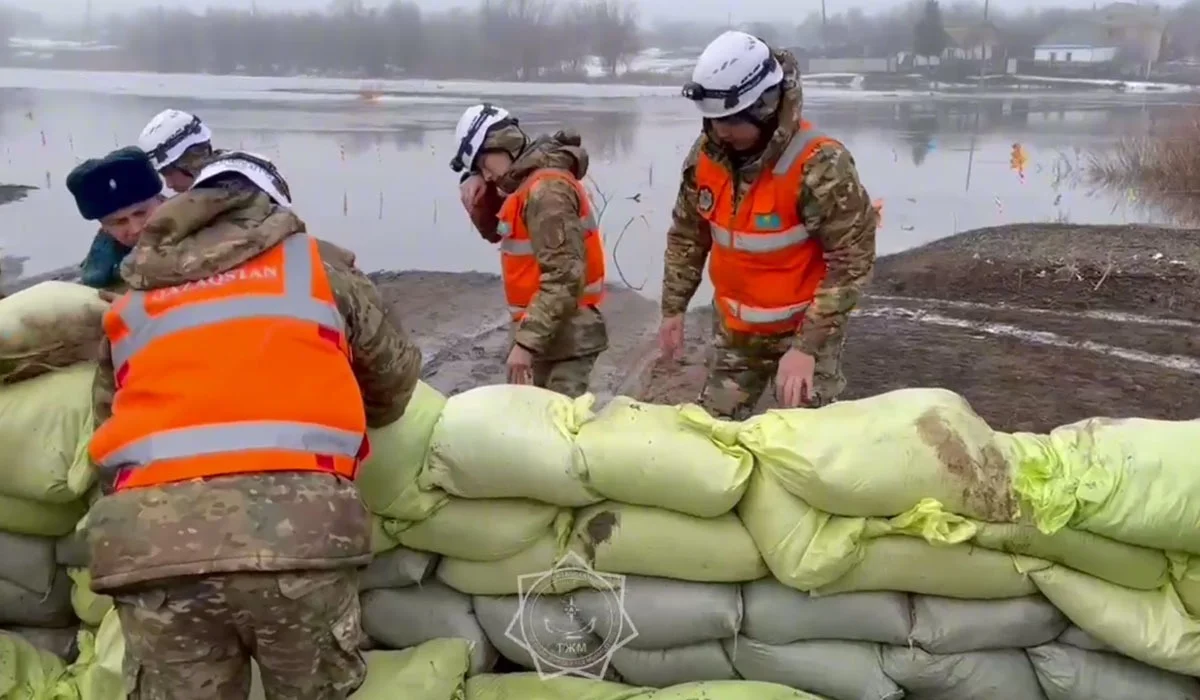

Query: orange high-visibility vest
left=89, top=233, right=369, bottom=492
left=696, top=120, right=834, bottom=335
left=496, top=169, right=607, bottom=322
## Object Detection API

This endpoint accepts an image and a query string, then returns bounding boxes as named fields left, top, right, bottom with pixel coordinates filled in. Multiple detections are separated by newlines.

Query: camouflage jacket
left=498, top=131, right=608, bottom=361
left=87, top=182, right=422, bottom=592
left=661, top=48, right=878, bottom=358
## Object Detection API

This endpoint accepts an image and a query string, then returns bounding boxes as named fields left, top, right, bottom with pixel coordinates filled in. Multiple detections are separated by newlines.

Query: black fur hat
left=66, top=146, right=162, bottom=221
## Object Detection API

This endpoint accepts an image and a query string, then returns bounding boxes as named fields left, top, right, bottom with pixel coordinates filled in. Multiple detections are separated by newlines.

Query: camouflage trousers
left=698, top=314, right=848, bottom=421
left=532, top=352, right=600, bottom=398
left=114, top=569, right=365, bottom=700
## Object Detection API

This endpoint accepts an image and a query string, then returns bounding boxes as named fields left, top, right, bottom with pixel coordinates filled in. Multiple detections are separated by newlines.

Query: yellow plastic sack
left=438, top=516, right=583, bottom=596
left=573, top=503, right=767, bottom=583
left=1029, top=563, right=1200, bottom=677
left=67, top=568, right=113, bottom=628
left=0, top=281, right=108, bottom=385
left=0, top=363, right=97, bottom=506
left=0, top=630, right=69, bottom=698
left=389, top=497, right=562, bottom=562
left=1010, top=417, right=1200, bottom=554
left=422, top=386, right=600, bottom=507
left=738, top=388, right=1018, bottom=522
left=357, top=381, right=449, bottom=521
left=575, top=399, right=753, bottom=518
left=0, top=493, right=86, bottom=538
left=465, top=674, right=829, bottom=700
left=62, top=608, right=125, bottom=700
left=1170, top=554, right=1200, bottom=618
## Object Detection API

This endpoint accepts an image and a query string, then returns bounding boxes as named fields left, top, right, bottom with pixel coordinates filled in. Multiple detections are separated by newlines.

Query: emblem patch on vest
left=697, top=186, right=714, bottom=214
left=754, top=213, right=783, bottom=230
left=497, top=222, right=511, bottom=237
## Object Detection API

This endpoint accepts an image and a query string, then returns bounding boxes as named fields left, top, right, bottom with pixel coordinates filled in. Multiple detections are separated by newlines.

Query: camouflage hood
left=700, top=46, right=804, bottom=173
left=496, top=130, right=590, bottom=194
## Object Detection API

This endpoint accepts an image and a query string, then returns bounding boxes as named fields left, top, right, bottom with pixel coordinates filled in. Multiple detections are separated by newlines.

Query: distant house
left=943, top=22, right=1004, bottom=61
left=1034, top=3, right=1167, bottom=68
left=1034, top=23, right=1118, bottom=64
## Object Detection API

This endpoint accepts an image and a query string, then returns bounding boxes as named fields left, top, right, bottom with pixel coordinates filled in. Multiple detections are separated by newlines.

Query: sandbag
left=422, top=385, right=600, bottom=506
left=574, top=503, right=766, bottom=583
left=359, top=546, right=438, bottom=591
left=68, top=567, right=113, bottom=627
left=56, top=531, right=89, bottom=568
left=575, top=576, right=740, bottom=650
left=738, top=388, right=1017, bottom=521
left=0, top=531, right=58, bottom=594
left=0, top=280, right=108, bottom=384
left=1029, top=563, right=1200, bottom=676
left=356, top=380, right=449, bottom=521
left=1171, top=554, right=1200, bottom=618
left=1028, top=643, right=1200, bottom=700
left=610, top=641, right=736, bottom=686
left=464, top=674, right=830, bottom=700
left=392, top=497, right=563, bottom=561
left=438, top=533, right=586, bottom=596
left=0, top=567, right=73, bottom=627
left=2, top=625, right=78, bottom=661
left=726, top=637, right=902, bottom=700
left=64, top=608, right=125, bottom=700
left=473, top=594, right=619, bottom=681
left=880, top=646, right=1046, bottom=700
left=0, top=363, right=96, bottom=505
left=0, top=492, right=87, bottom=538
left=360, top=581, right=497, bottom=674
left=1010, top=417, right=1200, bottom=554
left=1057, top=625, right=1111, bottom=652
left=0, top=630, right=69, bottom=698
left=909, top=595, right=1067, bottom=653
left=574, top=398, right=752, bottom=518
left=741, top=578, right=910, bottom=646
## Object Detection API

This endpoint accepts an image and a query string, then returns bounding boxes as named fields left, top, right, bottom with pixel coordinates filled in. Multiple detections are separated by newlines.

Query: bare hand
left=775, top=347, right=815, bottom=408
left=460, top=174, right=486, bottom=211
left=506, top=344, right=534, bottom=385
left=97, top=290, right=119, bottom=303
left=657, top=315, right=684, bottom=362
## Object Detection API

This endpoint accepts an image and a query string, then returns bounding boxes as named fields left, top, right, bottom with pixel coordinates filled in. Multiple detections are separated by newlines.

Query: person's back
left=86, top=153, right=423, bottom=699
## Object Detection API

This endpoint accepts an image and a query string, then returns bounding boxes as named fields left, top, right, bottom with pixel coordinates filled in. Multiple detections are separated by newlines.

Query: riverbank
left=0, top=185, right=35, bottom=207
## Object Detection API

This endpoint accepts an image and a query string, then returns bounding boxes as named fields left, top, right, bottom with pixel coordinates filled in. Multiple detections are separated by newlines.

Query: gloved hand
left=461, top=175, right=504, bottom=244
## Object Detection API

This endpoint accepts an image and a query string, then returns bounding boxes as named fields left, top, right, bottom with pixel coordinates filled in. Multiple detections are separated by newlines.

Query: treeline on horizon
left=0, top=0, right=1198, bottom=81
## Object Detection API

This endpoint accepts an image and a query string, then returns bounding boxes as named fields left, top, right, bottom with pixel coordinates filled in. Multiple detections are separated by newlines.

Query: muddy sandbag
left=573, top=503, right=767, bottom=583
left=0, top=531, right=58, bottom=595
left=438, top=533, right=585, bottom=596
left=56, top=531, right=89, bottom=568
left=737, top=388, right=1017, bottom=521
left=1029, top=643, right=1200, bottom=700
left=1057, top=625, right=1111, bottom=652
left=1011, top=417, right=1200, bottom=555
left=574, top=398, right=752, bottom=518
left=1029, top=563, right=1200, bottom=676
left=422, top=385, right=601, bottom=507
left=0, top=281, right=108, bottom=384
left=575, top=576, right=741, bottom=650
left=464, top=674, right=830, bottom=700
left=360, top=581, right=496, bottom=674
left=359, top=546, right=438, bottom=591
left=741, top=578, right=910, bottom=646
left=472, top=594, right=618, bottom=681
left=726, top=637, right=902, bottom=700
left=0, top=363, right=96, bottom=506
left=610, top=641, right=736, bottom=686
left=909, top=595, right=1067, bottom=653
left=2, top=625, right=78, bottom=661
left=357, top=380, right=449, bottom=521
left=390, top=497, right=563, bottom=561
left=0, top=630, right=69, bottom=697
left=68, top=567, right=113, bottom=627
left=0, top=567, right=73, bottom=627
left=881, top=646, right=1046, bottom=700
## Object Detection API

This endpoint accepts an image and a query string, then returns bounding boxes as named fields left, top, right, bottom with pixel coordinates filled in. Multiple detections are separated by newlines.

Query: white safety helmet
left=449, top=103, right=515, bottom=174
left=192, top=151, right=292, bottom=208
left=682, top=31, right=784, bottom=119
left=138, top=109, right=213, bottom=172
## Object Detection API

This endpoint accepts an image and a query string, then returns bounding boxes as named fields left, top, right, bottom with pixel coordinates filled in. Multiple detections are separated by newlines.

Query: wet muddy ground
left=377, top=223, right=1200, bottom=433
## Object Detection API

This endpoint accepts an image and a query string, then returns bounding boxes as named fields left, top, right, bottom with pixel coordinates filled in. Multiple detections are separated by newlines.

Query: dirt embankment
left=377, top=224, right=1200, bottom=433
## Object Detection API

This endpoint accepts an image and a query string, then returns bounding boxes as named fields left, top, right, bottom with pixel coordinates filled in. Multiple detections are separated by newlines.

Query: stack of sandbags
left=464, top=675, right=827, bottom=699
left=0, top=281, right=108, bottom=385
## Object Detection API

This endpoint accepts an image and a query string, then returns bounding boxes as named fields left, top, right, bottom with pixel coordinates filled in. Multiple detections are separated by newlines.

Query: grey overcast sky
left=24, top=0, right=1183, bottom=26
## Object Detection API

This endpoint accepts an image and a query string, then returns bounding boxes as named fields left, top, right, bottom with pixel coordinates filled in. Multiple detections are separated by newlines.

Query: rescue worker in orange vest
left=80, top=151, right=423, bottom=699
left=657, top=31, right=879, bottom=420
left=452, top=104, right=608, bottom=397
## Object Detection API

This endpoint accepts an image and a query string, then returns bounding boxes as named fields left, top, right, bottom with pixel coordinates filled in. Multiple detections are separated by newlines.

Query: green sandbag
left=0, top=493, right=87, bottom=538
left=1029, top=563, right=1200, bottom=677
left=0, top=630, right=69, bottom=698
left=465, top=674, right=829, bottom=699
left=437, top=514, right=581, bottom=596
left=357, top=380, right=449, bottom=521
left=0, top=363, right=97, bottom=506
left=391, top=497, right=561, bottom=562
left=1011, top=417, right=1200, bottom=554
left=67, top=568, right=112, bottom=628
left=63, top=609, right=124, bottom=700
left=1170, top=554, right=1200, bottom=618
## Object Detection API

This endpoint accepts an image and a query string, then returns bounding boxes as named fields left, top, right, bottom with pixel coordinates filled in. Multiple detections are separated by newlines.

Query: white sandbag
left=394, top=497, right=562, bottom=561
left=359, top=546, right=438, bottom=591
left=575, top=398, right=752, bottom=518
left=359, top=581, right=497, bottom=674
left=472, top=594, right=618, bottom=681
left=881, top=647, right=1047, bottom=700
left=2, top=625, right=78, bottom=661
left=1028, top=644, right=1200, bottom=700
left=574, top=576, right=740, bottom=650
left=610, top=641, right=736, bottom=687
left=726, top=637, right=902, bottom=700
left=422, top=385, right=600, bottom=506
left=741, top=578, right=910, bottom=646
left=0, top=531, right=58, bottom=594
left=0, top=567, right=72, bottom=627
left=909, top=595, right=1067, bottom=654
left=1057, top=625, right=1112, bottom=652
left=0, top=280, right=108, bottom=384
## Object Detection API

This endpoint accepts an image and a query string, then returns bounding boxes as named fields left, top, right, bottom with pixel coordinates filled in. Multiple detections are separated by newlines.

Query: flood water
left=2, top=67, right=1198, bottom=295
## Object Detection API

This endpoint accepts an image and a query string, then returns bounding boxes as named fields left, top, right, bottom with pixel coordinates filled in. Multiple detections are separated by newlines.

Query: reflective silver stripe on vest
left=710, top=223, right=810, bottom=253
left=722, top=297, right=809, bottom=325
left=95, top=421, right=363, bottom=472
left=773, top=127, right=825, bottom=176
left=499, top=213, right=596, bottom=256
left=509, top=280, right=605, bottom=315
left=111, top=234, right=344, bottom=370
